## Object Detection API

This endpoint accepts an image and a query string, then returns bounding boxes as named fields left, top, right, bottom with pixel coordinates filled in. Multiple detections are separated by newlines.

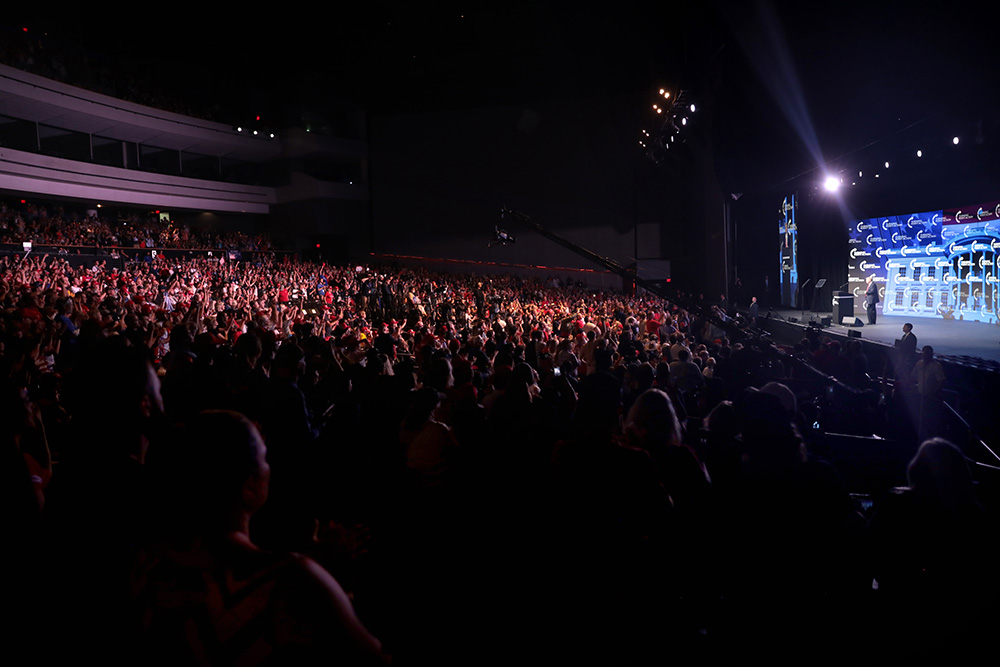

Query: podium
left=833, top=292, right=855, bottom=324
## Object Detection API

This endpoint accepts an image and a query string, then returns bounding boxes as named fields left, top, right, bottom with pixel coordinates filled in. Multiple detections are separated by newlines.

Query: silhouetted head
left=625, top=388, right=682, bottom=450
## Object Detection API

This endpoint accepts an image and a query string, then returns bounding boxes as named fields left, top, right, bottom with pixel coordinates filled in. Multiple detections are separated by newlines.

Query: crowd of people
left=3, top=229, right=998, bottom=664
left=0, top=200, right=274, bottom=252
left=6, top=20, right=997, bottom=663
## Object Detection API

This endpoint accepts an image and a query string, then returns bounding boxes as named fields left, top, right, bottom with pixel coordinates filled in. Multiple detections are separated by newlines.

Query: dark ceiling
left=6, top=2, right=1000, bottom=207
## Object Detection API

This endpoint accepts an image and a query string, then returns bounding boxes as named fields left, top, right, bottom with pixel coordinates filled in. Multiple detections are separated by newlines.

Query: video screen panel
left=846, top=201, right=1000, bottom=323
left=779, top=195, right=798, bottom=307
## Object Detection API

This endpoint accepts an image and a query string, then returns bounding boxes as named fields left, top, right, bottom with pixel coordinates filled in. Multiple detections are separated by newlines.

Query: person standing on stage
left=748, top=296, right=759, bottom=327
left=865, top=275, right=880, bottom=325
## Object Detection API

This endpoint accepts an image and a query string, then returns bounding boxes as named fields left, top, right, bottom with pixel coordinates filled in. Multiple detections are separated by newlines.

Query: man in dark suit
left=865, top=276, right=879, bottom=325
left=898, top=322, right=917, bottom=354
left=895, top=322, right=918, bottom=380
left=748, top=296, right=759, bottom=327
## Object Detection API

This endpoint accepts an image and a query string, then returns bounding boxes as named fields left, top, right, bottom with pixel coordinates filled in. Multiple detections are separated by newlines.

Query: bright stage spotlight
left=953, top=136, right=960, bottom=145
left=916, top=149, right=922, bottom=157
left=824, top=176, right=841, bottom=192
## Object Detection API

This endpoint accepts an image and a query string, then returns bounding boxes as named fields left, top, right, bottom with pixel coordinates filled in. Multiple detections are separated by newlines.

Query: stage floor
left=762, top=308, right=1000, bottom=368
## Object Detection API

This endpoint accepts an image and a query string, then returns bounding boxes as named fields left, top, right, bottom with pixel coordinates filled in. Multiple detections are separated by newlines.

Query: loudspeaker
left=847, top=329, right=861, bottom=338
left=788, top=317, right=798, bottom=323
left=821, top=316, right=832, bottom=327
left=842, top=316, right=864, bottom=327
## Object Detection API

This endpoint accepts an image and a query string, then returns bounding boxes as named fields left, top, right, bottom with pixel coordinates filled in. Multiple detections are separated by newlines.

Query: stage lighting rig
left=642, top=88, right=697, bottom=166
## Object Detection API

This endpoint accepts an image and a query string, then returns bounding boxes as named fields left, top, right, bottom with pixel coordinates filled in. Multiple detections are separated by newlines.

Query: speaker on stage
left=788, top=317, right=798, bottom=323
left=847, top=329, right=861, bottom=338
left=821, top=316, right=832, bottom=327
left=841, top=316, right=863, bottom=327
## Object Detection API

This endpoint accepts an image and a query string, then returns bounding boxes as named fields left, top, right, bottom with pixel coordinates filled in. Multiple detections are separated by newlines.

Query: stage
left=757, top=307, right=1000, bottom=371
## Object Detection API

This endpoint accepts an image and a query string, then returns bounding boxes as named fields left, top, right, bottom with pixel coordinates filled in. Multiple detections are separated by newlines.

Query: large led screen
left=846, top=201, right=1000, bottom=324
left=779, top=195, right=799, bottom=307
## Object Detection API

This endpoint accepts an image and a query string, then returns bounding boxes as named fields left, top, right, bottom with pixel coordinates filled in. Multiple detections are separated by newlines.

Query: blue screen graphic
left=779, top=195, right=798, bottom=307
left=846, top=203, right=1000, bottom=324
